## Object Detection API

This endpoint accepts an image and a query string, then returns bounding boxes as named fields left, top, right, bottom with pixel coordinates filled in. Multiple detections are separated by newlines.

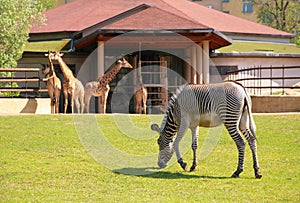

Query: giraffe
left=84, top=58, right=133, bottom=113
left=134, top=78, right=147, bottom=114
left=48, top=51, right=85, bottom=114
left=43, top=52, right=62, bottom=114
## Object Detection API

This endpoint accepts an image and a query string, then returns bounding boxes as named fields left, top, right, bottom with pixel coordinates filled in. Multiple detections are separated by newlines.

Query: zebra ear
left=151, top=124, right=160, bottom=133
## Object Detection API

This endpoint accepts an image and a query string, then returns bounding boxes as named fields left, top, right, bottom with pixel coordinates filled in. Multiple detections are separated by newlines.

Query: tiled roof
left=30, top=0, right=292, bottom=37
left=102, top=7, right=207, bottom=30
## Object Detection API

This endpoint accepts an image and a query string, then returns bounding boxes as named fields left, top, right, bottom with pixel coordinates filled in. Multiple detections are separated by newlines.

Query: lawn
left=0, top=114, right=299, bottom=202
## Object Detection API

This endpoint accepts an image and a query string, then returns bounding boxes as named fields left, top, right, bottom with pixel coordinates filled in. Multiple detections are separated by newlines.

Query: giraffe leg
left=80, top=94, right=85, bottom=114
left=69, top=91, right=74, bottom=114
left=63, top=89, right=68, bottom=114
left=102, top=92, right=108, bottom=114
left=55, top=89, right=61, bottom=114
left=136, top=103, right=141, bottom=114
left=48, top=88, right=55, bottom=114
left=50, top=98, right=55, bottom=114
left=143, top=100, right=147, bottom=114
left=102, top=89, right=109, bottom=114
left=75, top=98, right=80, bottom=113
left=84, top=92, right=91, bottom=113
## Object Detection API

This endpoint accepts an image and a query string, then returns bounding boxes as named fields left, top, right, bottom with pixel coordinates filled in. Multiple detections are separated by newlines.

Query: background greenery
left=0, top=114, right=299, bottom=202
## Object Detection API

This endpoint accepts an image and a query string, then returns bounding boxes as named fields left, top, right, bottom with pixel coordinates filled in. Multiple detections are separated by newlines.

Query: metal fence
left=227, top=65, right=300, bottom=95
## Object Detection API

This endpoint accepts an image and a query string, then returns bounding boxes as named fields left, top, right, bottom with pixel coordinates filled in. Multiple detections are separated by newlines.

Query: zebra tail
left=244, top=94, right=257, bottom=141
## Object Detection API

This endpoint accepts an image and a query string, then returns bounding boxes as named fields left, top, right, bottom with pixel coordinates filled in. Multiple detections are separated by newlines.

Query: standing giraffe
left=134, top=78, right=147, bottom=114
left=49, top=51, right=85, bottom=114
left=84, top=58, right=133, bottom=113
left=43, top=52, right=62, bottom=114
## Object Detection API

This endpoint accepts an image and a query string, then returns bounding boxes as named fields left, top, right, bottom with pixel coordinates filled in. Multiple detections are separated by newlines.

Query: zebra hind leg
left=242, top=129, right=262, bottom=179
left=227, top=127, right=246, bottom=178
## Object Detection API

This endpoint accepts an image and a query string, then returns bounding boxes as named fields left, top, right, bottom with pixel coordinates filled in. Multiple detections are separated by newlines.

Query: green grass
left=1, top=114, right=299, bottom=202
left=218, top=41, right=300, bottom=54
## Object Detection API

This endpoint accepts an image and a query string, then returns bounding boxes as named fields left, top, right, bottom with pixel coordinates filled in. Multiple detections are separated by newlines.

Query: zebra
left=151, top=81, right=262, bottom=178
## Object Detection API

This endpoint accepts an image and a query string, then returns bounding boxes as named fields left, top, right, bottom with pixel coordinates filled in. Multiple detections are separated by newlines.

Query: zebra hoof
left=231, top=173, right=240, bottom=178
left=189, top=165, right=197, bottom=172
left=255, top=171, right=262, bottom=179
left=231, top=170, right=242, bottom=178
left=180, top=162, right=188, bottom=171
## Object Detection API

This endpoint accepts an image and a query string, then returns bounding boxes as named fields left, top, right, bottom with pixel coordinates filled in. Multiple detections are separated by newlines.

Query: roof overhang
left=74, top=29, right=232, bottom=51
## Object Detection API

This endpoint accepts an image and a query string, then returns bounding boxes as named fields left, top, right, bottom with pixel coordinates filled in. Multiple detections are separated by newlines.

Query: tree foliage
left=256, top=0, right=300, bottom=45
left=0, top=0, right=55, bottom=68
left=0, top=0, right=55, bottom=96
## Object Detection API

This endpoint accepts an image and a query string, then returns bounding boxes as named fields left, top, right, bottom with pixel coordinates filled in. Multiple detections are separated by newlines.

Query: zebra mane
left=160, top=84, right=187, bottom=131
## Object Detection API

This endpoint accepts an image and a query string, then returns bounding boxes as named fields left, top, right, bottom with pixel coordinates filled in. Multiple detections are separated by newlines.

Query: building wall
left=211, top=55, right=300, bottom=91
left=222, top=0, right=258, bottom=22
left=55, top=0, right=76, bottom=6
left=212, top=56, right=300, bottom=69
left=191, top=0, right=258, bottom=22
left=191, top=0, right=222, bottom=10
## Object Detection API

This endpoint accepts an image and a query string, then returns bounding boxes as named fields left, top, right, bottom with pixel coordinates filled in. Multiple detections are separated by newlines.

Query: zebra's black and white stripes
left=151, top=81, right=262, bottom=178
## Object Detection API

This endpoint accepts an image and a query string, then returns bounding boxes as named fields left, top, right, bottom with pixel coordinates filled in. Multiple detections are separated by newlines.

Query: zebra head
left=151, top=123, right=175, bottom=168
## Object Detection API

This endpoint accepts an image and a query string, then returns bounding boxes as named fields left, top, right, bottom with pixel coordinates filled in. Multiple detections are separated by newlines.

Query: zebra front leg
left=174, top=123, right=189, bottom=171
left=190, top=126, right=199, bottom=172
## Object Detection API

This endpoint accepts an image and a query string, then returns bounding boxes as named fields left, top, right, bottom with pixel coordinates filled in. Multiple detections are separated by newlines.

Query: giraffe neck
left=97, top=65, right=122, bottom=85
left=57, top=57, right=75, bottom=79
left=48, top=60, right=57, bottom=77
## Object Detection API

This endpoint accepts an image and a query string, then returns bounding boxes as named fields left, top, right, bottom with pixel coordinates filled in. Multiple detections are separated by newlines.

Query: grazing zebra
left=151, top=81, right=262, bottom=178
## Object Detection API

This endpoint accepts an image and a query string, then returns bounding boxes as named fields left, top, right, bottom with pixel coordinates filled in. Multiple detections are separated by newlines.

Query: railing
left=0, top=68, right=48, bottom=97
left=227, top=65, right=300, bottom=95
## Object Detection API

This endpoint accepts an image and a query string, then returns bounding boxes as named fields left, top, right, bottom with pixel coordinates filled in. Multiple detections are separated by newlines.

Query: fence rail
left=0, top=68, right=47, bottom=97
left=227, top=65, right=300, bottom=95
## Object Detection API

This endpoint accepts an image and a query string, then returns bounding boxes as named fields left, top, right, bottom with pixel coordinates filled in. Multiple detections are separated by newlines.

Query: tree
left=255, top=0, right=300, bottom=45
left=0, top=0, right=55, bottom=96
left=0, top=0, right=55, bottom=68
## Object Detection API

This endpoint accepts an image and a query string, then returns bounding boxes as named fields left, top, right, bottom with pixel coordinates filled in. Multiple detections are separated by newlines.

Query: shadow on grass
left=113, top=167, right=230, bottom=179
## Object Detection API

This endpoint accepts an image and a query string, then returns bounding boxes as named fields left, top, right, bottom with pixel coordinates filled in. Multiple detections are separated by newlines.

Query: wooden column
left=196, top=43, right=203, bottom=84
left=202, top=40, right=210, bottom=84
left=184, top=48, right=191, bottom=83
left=97, top=41, right=104, bottom=76
left=97, top=41, right=105, bottom=113
left=191, top=45, right=197, bottom=84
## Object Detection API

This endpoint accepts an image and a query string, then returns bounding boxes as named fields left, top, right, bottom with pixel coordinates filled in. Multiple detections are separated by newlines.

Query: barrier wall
left=251, top=95, right=300, bottom=113
left=0, top=98, right=50, bottom=114
left=0, top=96, right=299, bottom=114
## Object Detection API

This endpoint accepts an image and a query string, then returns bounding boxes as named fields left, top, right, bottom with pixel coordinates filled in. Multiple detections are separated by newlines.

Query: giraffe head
left=115, top=58, right=133, bottom=69
left=42, top=64, right=51, bottom=75
left=46, top=51, right=64, bottom=61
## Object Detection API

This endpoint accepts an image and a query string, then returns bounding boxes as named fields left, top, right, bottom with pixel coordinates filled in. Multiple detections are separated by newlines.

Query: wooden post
left=191, top=45, right=197, bottom=84
left=184, top=48, right=191, bottom=84
left=97, top=41, right=105, bottom=113
left=202, top=40, right=210, bottom=84
left=196, top=43, right=203, bottom=84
